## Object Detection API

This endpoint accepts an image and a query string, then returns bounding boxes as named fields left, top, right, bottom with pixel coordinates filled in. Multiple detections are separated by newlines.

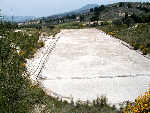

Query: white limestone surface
left=27, top=29, right=150, bottom=104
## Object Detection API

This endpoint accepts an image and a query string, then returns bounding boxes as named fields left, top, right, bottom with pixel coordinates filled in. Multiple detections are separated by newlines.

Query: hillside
left=37, top=2, right=150, bottom=25
left=46, top=4, right=99, bottom=19
left=98, top=2, right=150, bottom=21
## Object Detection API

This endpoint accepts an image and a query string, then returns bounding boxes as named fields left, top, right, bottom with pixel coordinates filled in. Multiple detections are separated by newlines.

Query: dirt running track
left=27, top=29, right=150, bottom=105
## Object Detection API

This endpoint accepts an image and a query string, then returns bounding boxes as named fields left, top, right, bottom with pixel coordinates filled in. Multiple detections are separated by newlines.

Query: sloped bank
left=26, top=32, right=61, bottom=82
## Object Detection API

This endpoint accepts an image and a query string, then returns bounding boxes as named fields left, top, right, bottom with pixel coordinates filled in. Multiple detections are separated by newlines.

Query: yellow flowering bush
left=19, top=50, right=26, bottom=56
left=139, top=45, right=144, bottom=51
left=108, top=32, right=115, bottom=35
left=30, top=84, right=40, bottom=89
left=20, top=63, right=26, bottom=68
left=108, top=31, right=118, bottom=37
left=124, top=87, right=150, bottom=113
left=142, top=48, right=148, bottom=55
left=38, top=40, right=45, bottom=48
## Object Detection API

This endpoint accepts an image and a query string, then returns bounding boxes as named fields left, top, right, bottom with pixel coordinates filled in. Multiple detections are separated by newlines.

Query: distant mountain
left=72, top=4, right=99, bottom=13
left=3, top=16, right=36, bottom=22
left=47, top=4, right=99, bottom=19
left=79, top=4, right=99, bottom=10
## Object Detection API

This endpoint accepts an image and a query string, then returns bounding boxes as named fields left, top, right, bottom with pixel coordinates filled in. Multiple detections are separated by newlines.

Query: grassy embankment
left=0, top=23, right=47, bottom=113
left=55, top=22, right=88, bottom=29
left=98, top=23, right=150, bottom=55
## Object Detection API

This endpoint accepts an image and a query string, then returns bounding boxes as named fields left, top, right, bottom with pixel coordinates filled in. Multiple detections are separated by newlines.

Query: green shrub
left=132, top=42, right=139, bottom=50
left=38, top=40, right=45, bottom=48
left=142, top=48, right=148, bottom=55
left=112, top=19, right=123, bottom=26
left=139, top=45, right=144, bottom=50
left=146, top=42, right=150, bottom=48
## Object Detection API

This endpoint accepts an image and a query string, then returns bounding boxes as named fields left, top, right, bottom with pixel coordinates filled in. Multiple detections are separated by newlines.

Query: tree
left=70, top=14, right=76, bottom=20
left=90, top=15, right=99, bottom=22
left=0, top=9, right=2, bottom=23
left=99, top=5, right=105, bottom=12
left=124, top=17, right=135, bottom=27
left=119, top=2, right=125, bottom=7
left=112, top=19, right=123, bottom=25
left=94, top=7, right=100, bottom=16
left=127, top=3, right=132, bottom=8
left=90, top=8, right=94, bottom=12
left=79, top=15, right=84, bottom=22
left=0, top=38, right=11, bottom=67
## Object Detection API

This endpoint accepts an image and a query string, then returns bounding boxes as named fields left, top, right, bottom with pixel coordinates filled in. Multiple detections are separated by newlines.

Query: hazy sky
left=0, top=0, right=149, bottom=17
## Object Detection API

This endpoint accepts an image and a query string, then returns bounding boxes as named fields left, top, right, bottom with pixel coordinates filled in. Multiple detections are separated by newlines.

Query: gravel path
left=27, top=29, right=150, bottom=105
